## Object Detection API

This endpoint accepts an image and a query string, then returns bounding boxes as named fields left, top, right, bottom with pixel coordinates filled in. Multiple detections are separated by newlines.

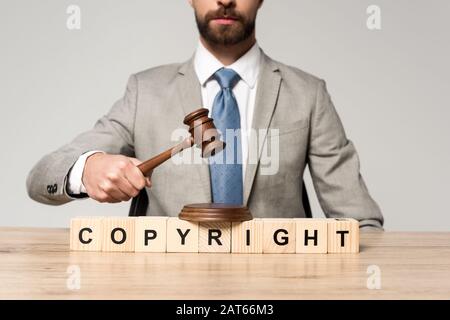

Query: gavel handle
left=137, top=136, right=194, bottom=176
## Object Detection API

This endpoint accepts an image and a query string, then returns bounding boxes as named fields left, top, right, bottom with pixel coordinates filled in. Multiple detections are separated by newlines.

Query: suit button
left=47, top=185, right=52, bottom=194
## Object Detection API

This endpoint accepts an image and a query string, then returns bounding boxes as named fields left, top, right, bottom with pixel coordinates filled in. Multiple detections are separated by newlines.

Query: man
left=26, top=0, right=384, bottom=230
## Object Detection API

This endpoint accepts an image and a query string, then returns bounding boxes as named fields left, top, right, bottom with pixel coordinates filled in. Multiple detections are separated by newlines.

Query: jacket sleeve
left=26, top=74, right=138, bottom=205
left=307, top=80, right=384, bottom=229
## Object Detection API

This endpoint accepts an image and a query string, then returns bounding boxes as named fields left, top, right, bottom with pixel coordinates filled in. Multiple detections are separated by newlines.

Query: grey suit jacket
left=26, top=51, right=384, bottom=229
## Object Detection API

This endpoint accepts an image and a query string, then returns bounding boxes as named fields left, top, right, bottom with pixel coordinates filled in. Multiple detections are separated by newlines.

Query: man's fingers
left=92, top=190, right=121, bottom=203
left=107, top=188, right=130, bottom=202
left=99, top=180, right=130, bottom=202
left=125, top=164, right=149, bottom=190
left=128, top=158, right=153, bottom=179
left=129, top=157, right=142, bottom=167
left=83, top=154, right=152, bottom=203
left=115, top=175, right=140, bottom=198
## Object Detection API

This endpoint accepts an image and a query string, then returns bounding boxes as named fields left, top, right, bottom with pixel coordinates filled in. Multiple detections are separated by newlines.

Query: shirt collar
left=194, top=40, right=261, bottom=89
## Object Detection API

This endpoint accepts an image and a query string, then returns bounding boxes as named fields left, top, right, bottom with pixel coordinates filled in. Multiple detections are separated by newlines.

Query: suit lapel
left=244, top=53, right=282, bottom=205
left=176, top=58, right=212, bottom=202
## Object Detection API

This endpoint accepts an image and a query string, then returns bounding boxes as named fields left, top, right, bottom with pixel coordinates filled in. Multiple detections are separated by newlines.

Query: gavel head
left=183, top=108, right=225, bottom=158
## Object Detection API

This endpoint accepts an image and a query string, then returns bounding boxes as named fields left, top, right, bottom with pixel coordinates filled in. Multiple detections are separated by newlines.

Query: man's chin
left=205, top=29, right=244, bottom=44
left=207, top=36, right=242, bottom=46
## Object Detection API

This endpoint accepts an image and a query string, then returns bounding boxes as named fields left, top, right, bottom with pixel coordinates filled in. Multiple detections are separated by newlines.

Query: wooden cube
left=70, top=217, right=104, bottom=251
left=134, top=217, right=168, bottom=252
left=327, top=218, right=359, bottom=253
left=295, top=218, right=328, bottom=253
left=102, top=217, right=136, bottom=252
left=263, top=219, right=296, bottom=253
left=199, top=222, right=231, bottom=253
left=231, top=219, right=263, bottom=253
left=166, top=218, right=199, bottom=253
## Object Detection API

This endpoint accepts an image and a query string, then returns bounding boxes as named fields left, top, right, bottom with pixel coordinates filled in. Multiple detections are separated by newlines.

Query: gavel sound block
left=69, top=217, right=359, bottom=254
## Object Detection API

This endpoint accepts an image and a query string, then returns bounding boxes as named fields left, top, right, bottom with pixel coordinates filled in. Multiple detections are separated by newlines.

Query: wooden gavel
left=137, top=108, right=225, bottom=176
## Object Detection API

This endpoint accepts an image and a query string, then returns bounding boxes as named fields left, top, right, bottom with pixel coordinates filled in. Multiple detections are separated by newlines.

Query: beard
left=195, top=7, right=255, bottom=46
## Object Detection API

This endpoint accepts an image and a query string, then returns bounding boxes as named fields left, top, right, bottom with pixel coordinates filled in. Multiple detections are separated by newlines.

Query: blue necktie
left=209, top=68, right=243, bottom=205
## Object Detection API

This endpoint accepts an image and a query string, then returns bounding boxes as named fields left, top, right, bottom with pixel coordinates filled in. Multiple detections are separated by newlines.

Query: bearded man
left=27, top=0, right=384, bottom=231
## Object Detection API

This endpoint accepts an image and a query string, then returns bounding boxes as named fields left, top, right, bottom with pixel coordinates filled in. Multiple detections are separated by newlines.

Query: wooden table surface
left=0, top=227, right=449, bottom=300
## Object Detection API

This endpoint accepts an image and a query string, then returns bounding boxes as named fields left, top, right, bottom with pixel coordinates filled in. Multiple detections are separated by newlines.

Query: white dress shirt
left=67, top=41, right=262, bottom=196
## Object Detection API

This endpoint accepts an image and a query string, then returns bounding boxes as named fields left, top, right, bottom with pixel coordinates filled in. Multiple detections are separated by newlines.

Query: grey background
left=1, top=0, right=449, bottom=230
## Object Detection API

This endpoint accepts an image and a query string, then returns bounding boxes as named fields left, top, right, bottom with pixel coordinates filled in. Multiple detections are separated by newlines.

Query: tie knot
left=213, top=68, right=240, bottom=89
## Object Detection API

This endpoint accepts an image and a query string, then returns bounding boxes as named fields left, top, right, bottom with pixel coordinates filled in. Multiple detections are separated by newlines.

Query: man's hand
left=82, top=153, right=151, bottom=203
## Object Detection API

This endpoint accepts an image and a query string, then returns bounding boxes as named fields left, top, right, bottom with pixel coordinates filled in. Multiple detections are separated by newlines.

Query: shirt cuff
left=66, top=150, right=104, bottom=196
